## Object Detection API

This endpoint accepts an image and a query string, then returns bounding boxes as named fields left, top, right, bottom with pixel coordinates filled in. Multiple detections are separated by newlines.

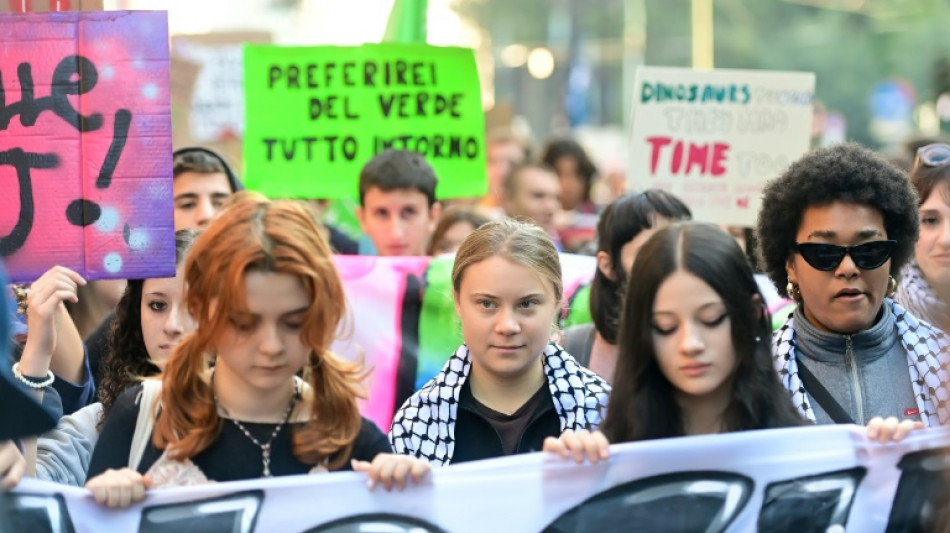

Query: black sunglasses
left=794, top=240, right=897, bottom=271
left=916, top=143, right=950, bottom=168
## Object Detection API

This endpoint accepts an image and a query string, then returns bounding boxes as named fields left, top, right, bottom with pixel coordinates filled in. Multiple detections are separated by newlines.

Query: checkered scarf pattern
left=389, top=342, right=611, bottom=466
left=772, top=299, right=950, bottom=427
left=895, top=261, right=950, bottom=333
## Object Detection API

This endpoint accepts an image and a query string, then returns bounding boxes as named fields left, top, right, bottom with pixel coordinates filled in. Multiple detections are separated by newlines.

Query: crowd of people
left=2, top=126, right=949, bottom=517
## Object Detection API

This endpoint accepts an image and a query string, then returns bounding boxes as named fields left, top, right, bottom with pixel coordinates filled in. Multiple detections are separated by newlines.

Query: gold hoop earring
left=786, top=281, right=802, bottom=301
left=887, top=276, right=897, bottom=297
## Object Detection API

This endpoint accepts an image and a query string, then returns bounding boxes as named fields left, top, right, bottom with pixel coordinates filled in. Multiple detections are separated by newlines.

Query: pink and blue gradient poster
left=0, top=11, right=174, bottom=283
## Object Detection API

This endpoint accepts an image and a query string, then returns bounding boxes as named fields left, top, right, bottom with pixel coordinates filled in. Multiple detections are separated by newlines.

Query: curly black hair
left=756, top=143, right=919, bottom=297
left=97, top=229, right=199, bottom=429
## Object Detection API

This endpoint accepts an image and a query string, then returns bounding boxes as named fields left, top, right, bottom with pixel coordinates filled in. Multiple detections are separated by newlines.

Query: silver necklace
left=213, top=375, right=299, bottom=478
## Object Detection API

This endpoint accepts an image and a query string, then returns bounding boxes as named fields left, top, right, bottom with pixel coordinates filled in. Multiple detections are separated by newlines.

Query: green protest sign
left=243, top=43, right=486, bottom=199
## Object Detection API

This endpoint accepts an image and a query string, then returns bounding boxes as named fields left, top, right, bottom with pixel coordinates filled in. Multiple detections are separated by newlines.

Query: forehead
left=362, top=187, right=430, bottom=210
left=921, top=180, right=950, bottom=208
left=654, top=269, right=723, bottom=310
left=444, top=221, right=476, bottom=239
left=459, top=255, right=556, bottom=296
left=142, top=274, right=181, bottom=295
left=241, top=271, right=310, bottom=313
left=173, top=171, right=232, bottom=196
left=797, top=201, right=886, bottom=237
left=517, top=168, right=558, bottom=192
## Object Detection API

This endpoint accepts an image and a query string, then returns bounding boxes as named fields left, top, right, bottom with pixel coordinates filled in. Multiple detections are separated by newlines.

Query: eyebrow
left=144, top=292, right=168, bottom=298
left=806, top=228, right=883, bottom=240
left=233, top=306, right=310, bottom=318
left=653, top=302, right=724, bottom=315
left=174, top=191, right=231, bottom=202
left=469, top=292, right=546, bottom=299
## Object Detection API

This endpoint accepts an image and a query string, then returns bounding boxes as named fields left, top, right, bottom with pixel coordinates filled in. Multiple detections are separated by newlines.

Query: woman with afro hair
left=757, top=143, right=949, bottom=428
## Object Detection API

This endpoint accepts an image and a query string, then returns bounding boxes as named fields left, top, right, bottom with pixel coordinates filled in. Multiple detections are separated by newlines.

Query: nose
left=195, top=198, right=216, bottom=227
left=258, top=322, right=284, bottom=357
left=679, top=322, right=705, bottom=356
left=163, top=305, right=185, bottom=337
left=388, top=217, right=406, bottom=239
left=494, top=307, right=521, bottom=335
left=834, top=252, right=860, bottom=278
left=939, top=220, right=950, bottom=246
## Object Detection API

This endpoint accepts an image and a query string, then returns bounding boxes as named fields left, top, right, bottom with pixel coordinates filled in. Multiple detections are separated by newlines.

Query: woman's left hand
left=865, top=416, right=924, bottom=444
left=0, top=441, right=26, bottom=491
left=352, top=454, right=431, bottom=492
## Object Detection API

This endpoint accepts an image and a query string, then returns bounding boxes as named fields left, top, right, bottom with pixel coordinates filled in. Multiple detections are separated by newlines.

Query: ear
left=785, top=255, right=798, bottom=285
left=596, top=251, right=615, bottom=281
left=428, top=202, right=442, bottom=231
left=355, top=205, right=366, bottom=230
left=453, top=290, right=462, bottom=316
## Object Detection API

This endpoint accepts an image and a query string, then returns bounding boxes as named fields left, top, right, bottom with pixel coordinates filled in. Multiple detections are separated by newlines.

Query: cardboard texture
left=0, top=11, right=175, bottom=283
left=243, top=43, right=487, bottom=200
left=171, top=31, right=271, bottom=146
left=628, top=66, right=815, bottom=227
left=0, top=0, right=103, bottom=12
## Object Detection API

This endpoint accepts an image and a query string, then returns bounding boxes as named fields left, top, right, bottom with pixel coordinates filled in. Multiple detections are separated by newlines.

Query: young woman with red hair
left=85, top=193, right=427, bottom=507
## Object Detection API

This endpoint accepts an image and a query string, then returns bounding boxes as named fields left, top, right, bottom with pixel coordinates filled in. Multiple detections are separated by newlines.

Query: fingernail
left=366, top=479, right=375, bottom=490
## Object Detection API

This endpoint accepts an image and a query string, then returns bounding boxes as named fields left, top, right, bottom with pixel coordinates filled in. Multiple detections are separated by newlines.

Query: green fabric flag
left=383, top=0, right=427, bottom=44
left=242, top=43, right=487, bottom=199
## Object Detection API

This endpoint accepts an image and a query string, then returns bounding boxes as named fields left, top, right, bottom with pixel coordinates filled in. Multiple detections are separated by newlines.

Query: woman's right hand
left=543, top=429, right=611, bottom=464
left=20, top=266, right=85, bottom=370
left=85, top=468, right=150, bottom=508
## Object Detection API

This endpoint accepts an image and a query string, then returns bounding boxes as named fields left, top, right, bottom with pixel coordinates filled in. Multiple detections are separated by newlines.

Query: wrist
left=12, top=362, right=55, bottom=389
left=17, top=346, right=53, bottom=378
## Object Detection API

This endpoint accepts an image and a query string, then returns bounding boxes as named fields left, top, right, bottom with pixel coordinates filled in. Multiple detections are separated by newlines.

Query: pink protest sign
left=0, top=11, right=174, bottom=283
left=331, top=254, right=597, bottom=431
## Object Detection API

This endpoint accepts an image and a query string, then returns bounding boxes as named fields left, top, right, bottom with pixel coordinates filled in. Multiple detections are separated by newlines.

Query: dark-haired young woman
left=561, top=189, right=691, bottom=383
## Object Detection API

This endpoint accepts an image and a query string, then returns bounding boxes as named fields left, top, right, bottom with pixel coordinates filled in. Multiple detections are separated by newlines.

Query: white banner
left=628, top=66, right=815, bottom=227
left=5, top=425, right=948, bottom=532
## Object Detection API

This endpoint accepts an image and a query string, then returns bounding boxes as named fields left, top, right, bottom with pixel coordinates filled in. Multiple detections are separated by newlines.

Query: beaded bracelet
left=12, top=362, right=55, bottom=389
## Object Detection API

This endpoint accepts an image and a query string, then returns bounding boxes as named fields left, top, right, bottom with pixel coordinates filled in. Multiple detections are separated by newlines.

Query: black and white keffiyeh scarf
left=772, top=299, right=950, bottom=427
left=895, top=261, right=950, bottom=333
left=389, top=342, right=611, bottom=466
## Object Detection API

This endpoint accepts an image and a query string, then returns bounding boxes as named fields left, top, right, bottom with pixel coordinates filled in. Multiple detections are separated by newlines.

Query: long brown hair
left=97, top=229, right=199, bottom=430
left=153, top=192, right=363, bottom=470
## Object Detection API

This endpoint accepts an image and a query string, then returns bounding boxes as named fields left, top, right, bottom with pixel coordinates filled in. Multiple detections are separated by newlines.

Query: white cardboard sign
left=4, top=425, right=948, bottom=532
left=629, top=66, right=816, bottom=227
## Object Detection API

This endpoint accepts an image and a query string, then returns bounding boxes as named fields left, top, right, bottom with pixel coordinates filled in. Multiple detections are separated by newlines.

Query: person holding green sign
left=356, top=150, right=442, bottom=257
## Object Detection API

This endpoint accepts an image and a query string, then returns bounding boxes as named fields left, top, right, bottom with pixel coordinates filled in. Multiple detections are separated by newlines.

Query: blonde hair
left=154, top=192, right=363, bottom=470
left=452, top=218, right=562, bottom=303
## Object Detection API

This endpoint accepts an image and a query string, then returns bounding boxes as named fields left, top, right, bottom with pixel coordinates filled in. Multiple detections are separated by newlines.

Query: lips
left=834, top=288, right=867, bottom=299
left=386, top=244, right=408, bottom=254
left=680, top=363, right=711, bottom=377
left=492, top=345, right=525, bottom=351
